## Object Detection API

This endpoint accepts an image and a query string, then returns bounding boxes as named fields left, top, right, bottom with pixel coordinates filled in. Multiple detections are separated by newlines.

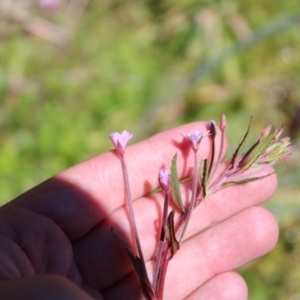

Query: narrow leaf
left=230, top=117, right=252, bottom=169
left=170, top=154, right=186, bottom=212
left=201, top=159, right=208, bottom=197
left=207, top=121, right=217, bottom=178
left=221, top=172, right=275, bottom=188
left=167, top=210, right=180, bottom=258
left=240, top=132, right=276, bottom=171
left=111, top=229, right=154, bottom=299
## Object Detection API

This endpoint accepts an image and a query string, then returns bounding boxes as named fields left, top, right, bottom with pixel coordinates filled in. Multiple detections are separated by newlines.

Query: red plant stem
left=154, top=150, right=200, bottom=297
left=178, top=149, right=198, bottom=242
left=153, top=192, right=169, bottom=293
left=155, top=186, right=207, bottom=299
left=155, top=244, right=171, bottom=299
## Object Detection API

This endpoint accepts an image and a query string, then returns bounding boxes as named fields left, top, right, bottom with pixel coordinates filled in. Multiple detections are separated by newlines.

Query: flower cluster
left=109, top=115, right=292, bottom=300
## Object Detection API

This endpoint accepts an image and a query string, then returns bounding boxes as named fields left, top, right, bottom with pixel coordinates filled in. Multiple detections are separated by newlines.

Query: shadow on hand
left=1, top=176, right=145, bottom=299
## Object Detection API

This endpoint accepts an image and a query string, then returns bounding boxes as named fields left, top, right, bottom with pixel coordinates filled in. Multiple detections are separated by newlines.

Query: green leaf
left=167, top=210, right=180, bottom=258
left=170, top=154, right=186, bottom=213
left=230, top=117, right=252, bottom=169
left=221, top=172, right=274, bottom=188
left=241, top=131, right=276, bottom=171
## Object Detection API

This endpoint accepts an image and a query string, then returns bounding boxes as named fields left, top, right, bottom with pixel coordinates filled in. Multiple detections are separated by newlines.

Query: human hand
left=0, top=121, right=278, bottom=299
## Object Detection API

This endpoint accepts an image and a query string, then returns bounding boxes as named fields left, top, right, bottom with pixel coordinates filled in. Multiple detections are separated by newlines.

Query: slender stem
left=154, top=180, right=206, bottom=299
left=179, top=149, right=198, bottom=242
left=155, top=244, right=171, bottom=299
left=120, top=157, right=148, bottom=272
left=153, top=193, right=169, bottom=292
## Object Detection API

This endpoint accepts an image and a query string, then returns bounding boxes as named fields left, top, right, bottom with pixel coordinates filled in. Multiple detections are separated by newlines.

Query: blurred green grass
left=0, top=1, right=300, bottom=299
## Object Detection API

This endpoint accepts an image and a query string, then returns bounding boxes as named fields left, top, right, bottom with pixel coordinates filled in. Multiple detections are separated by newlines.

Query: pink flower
left=181, top=129, right=210, bottom=151
left=110, top=130, right=133, bottom=156
left=158, top=168, right=169, bottom=192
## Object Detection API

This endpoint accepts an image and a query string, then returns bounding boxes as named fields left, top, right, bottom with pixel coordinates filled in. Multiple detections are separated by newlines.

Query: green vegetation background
left=0, top=1, right=299, bottom=299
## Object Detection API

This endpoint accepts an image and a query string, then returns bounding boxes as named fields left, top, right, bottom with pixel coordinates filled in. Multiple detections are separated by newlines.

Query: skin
left=0, top=121, right=278, bottom=299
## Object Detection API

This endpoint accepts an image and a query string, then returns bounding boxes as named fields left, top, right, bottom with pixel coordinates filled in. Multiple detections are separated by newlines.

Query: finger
left=101, top=206, right=278, bottom=299
left=102, top=271, right=248, bottom=300
left=74, top=170, right=277, bottom=290
left=185, top=272, right=247, bottom=300
left=186, top=165, right=278, bottom=238
left=10, top=121, right=225, bottom=239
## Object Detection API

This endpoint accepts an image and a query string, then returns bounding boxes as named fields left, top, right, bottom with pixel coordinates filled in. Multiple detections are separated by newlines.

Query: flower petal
left=109, top=130, right=133, bottom=156
left=181, top=129, right=210, bottom=151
